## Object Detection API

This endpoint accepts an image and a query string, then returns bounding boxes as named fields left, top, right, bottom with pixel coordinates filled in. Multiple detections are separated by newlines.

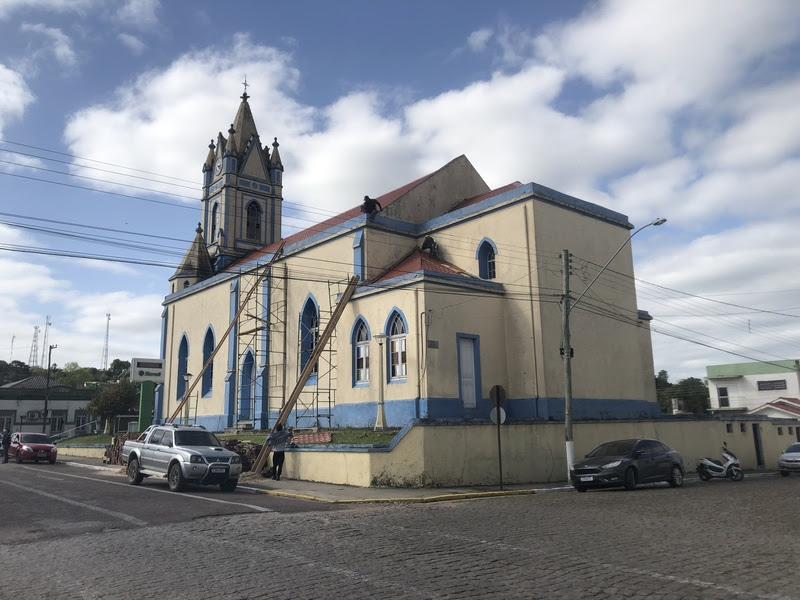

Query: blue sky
left=1, top=0, right=799, bottom=383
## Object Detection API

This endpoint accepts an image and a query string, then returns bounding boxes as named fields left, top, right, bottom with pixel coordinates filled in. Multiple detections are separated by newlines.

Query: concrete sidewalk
left=61, top=456, right=553, bottom=503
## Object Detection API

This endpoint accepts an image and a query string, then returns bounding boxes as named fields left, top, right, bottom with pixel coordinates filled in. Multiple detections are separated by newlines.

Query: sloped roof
left=1, top=375, right=71, bottom=391
left=449, top=182, right=524, bottom=212
left=172, top=224, right=214, bottom=281
left=372, top=248, right=481, bottom=285
left=749, top=397, right=800, bottom=417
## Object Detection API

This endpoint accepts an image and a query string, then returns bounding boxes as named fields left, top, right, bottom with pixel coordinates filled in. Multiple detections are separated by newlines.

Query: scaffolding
left=293, top=278, right=346, bottom=429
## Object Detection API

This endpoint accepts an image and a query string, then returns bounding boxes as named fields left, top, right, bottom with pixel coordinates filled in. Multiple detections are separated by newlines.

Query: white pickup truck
left=121, top=424, right=242, bottom=492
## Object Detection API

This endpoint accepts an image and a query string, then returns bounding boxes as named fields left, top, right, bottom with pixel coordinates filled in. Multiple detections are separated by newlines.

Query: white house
left=706, top=360, right=800, bottom=412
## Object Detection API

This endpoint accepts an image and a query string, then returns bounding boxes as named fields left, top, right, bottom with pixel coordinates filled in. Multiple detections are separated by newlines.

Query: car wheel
left=127, top=457, right=144, bottom=485
left=168, top=463, right=186, bottom=492
left=575, top=486, right=587, bottom=493
left=780, top=470, right=790, bottom=477
left=668, top=465, right=683, bottom=488
left=623, top=467, right=637, bottom=491
left=220, top=478, right=238, bottom=492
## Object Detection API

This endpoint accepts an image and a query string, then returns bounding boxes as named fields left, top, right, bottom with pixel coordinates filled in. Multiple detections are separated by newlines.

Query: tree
left=107, top=359, right=131, bottom=380
left=0, top=360, right=31, bottom=385
left=86, top=380, right=139, bottom=432
left=670, top=377, right=710, bottom=414
left=59, top=361, right=94, bottom=389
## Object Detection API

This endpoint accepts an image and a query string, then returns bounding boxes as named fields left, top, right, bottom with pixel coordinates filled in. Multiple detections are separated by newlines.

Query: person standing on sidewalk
left=266, top=423, right=293, bottom=481
left=1, top=427, right=11, bottom=463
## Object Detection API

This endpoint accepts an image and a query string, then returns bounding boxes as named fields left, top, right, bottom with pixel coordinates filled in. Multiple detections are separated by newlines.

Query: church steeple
left=170, top=223, right=214, bottom=292
left=198, top=88, right=284, bottom=273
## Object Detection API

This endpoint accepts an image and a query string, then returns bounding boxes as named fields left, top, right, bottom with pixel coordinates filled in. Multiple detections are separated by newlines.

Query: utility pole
left=43, top=344, right=57, bottom=434
left=101, top=313, right=111, bottom=370
left=561, top=250, right=574, bottom=479
left=40, top=316, right=51, bottom=366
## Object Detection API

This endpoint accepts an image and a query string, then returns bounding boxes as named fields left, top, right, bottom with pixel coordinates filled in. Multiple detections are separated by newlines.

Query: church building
left=157, top=91, right=660, bottom=431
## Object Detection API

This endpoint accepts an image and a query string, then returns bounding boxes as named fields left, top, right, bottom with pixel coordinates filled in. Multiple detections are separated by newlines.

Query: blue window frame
left=388, top=311, right=407, bottom=381
left=246, top=201, right=262, bottom=240
left=202, top=327, right=214, bottom=397
left=300, top=296, right=319, bottom=375
left=477, top=238, right=498, bottom=280
left=176, top=335, right=189, bottom=400
left=353, top=230, right=365, bottom=281
left=352, top=318, right=370, bottom=385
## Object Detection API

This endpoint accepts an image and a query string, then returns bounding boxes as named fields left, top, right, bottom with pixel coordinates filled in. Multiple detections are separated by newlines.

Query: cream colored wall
left=530, top=202, right=654, bottom=402
left=363, top=229, right=417, bottom=283
left=279, top=419, right=791, bottom=487
left=163, top=278, right=234, bottom=420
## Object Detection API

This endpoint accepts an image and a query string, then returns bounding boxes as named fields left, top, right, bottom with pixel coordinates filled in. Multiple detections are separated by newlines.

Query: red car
left=10, top=432, right=58, bottom=464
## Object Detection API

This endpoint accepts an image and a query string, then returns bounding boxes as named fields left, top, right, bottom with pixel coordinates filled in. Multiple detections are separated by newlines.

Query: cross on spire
left=241, top=76, right=249, bottom=101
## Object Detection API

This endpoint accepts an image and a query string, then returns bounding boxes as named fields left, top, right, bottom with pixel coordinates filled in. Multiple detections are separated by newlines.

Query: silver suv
left=122, top=424, right=243, bottom=492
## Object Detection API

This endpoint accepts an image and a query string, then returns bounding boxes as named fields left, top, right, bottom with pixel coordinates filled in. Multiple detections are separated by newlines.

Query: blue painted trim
left=456, top=333, right=482, bottom=408
left=176, top=334, right=189, bottom=401
left=475, top=237, right=498, bottom=259
left=383, top=307, right=408, bottom=334
left=154, top=306, right=168, bottom=424
left=201, top=326, right=216, bottom=397
left=353, top=230, right=365, bottom=281
left=224, top=279, right=239, bottom=426
left=299, top=294, right=319, bottom=375
left=239, top=349, right=255, bottom=420
left=350, top=316, right=371, bottom=388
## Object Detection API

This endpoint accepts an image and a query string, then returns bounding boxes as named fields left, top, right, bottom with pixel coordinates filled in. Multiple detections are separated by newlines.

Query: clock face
left=215, top=157, right=223, bottom=175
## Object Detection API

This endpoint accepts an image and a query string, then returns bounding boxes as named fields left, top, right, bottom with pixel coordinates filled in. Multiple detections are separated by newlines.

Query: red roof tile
left=372, top=249, right=475, bottom=284
left=449, top=182, right=524, bottom=212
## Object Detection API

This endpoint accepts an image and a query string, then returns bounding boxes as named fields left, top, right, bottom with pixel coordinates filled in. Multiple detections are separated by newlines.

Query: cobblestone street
left=2, top=470, right=799, bottom=599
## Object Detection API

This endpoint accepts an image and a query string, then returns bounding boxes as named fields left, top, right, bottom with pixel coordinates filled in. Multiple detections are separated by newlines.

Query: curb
left=247, top=487, right=538, bottom=504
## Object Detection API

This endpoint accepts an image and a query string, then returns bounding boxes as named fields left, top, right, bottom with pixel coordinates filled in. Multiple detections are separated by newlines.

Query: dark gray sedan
left=570, top=438, right=685, bottom=492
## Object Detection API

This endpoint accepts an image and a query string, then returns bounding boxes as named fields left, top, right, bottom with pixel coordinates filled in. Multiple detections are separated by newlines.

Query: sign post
left=131, top=358, right=165, bottom=431
left=490, top=384, right=507, bottom=490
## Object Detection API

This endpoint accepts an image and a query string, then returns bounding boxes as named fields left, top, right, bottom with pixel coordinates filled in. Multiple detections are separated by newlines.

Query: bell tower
left=200, top=87, right=284, bottom=272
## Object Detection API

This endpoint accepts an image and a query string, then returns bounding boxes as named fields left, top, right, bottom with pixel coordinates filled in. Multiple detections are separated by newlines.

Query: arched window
left=201, top=328, right=214, bottom=396
left=246, top=201, right=262, bottom=240
left=211, top=203, right=219, bottom=242
left=388, top=311, right=407, bottom=380
left=352, top=319, right=370, bottom=384
left=176, top=336, right=189, bottom=400
left=300, top=297, right=319, bottom=374
left=240, top=351, right=254, bottom=419
left=477, top=238, right=497, bottom=280
left=183, top=280, right=190, bottom=289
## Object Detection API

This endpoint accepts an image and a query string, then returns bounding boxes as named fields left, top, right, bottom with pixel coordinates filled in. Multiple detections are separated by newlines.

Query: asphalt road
left=1, top=462, right=799, bottom=599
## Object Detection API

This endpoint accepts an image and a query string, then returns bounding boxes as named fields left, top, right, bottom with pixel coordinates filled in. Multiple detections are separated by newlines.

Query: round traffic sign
left=490, top=406, right=506, bottom=425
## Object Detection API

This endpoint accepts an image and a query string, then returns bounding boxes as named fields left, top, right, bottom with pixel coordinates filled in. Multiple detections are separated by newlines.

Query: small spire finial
left=196, top=222, right=203, bottom=234
left=241, top=76, right=249, bottom=101
left=229, top=123, right=236, bottom=135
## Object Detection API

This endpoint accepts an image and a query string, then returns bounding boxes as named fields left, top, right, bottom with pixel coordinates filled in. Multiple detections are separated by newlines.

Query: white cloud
left=20, top=22, right=78, bottom=69
left=0, top=64, right=34, bottom=134
left=116, top=0, right=160, bottom=29
left=0, top=0, right=94, bottom=20
left=467, top=28, right=492, bottom=53
left=118, top=32, right=146, bottom=55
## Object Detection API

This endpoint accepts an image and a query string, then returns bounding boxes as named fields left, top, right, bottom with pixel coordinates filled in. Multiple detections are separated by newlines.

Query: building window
left=353, top=319, right=369, bottom=385
left=477, top=239, right=497, bottom=280
left=717, top=386, right=730, bottom=407
left=202, top=328, right=214, bottom=397
left=790, top=427, right=794, bottom=435
left=778, top=427, right=784, bottom=435
left=246, top=202, right=262, bottom=240
left=740, top=423, right=747, bottom=433
left=75, top=410, right=90, bottom=434
left=300, top=297, right=319, bottom=375
left=388, top=311, right=407, bottom=380
left=353, top=231, right=365, bottom=281
left=50, top=410, right=67, bottom=434
left=176, top=336, right=189, bottom=400
left=0, top=411, right=13, bottom=431
left=726, top=423, right=733, bottom=433
left=183, top=280, right=190, bottom=289
left=211, top=203, right=219, bottom=241
left=757, top=380, right=787, bottom=391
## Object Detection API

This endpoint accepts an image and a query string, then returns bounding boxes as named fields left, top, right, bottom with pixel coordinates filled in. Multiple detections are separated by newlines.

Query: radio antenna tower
left=10, top=334, right=15, bottom=361
left=40, top=315, right=51, bottom=366
left=29, top=326, right=40, bottom=367
left=101, top=313, right=111, bottom=370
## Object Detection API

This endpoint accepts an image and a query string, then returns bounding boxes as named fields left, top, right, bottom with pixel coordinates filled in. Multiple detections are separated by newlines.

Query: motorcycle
left=697, top=444, right=744, bottom=481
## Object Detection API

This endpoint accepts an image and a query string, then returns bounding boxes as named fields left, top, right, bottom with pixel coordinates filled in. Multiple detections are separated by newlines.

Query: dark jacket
left=1, top=431, right=10, bottom=448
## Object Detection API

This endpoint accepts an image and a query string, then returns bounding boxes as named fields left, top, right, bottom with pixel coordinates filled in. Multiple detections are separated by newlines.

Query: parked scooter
left=697, top=444, right=744, bottom=481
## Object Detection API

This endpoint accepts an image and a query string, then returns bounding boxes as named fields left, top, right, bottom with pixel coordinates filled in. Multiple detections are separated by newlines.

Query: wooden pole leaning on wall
left=250, top=274, right=360, bottom=474
left=167, top=242, right=285, bottom=424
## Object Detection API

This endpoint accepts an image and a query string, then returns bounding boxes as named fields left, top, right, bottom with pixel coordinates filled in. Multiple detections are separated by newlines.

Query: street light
left=43, top=344, right=57, bottom=434
left=563, top=217, right=666, bottom=479
left=373, top=333, right=388, bottom=431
